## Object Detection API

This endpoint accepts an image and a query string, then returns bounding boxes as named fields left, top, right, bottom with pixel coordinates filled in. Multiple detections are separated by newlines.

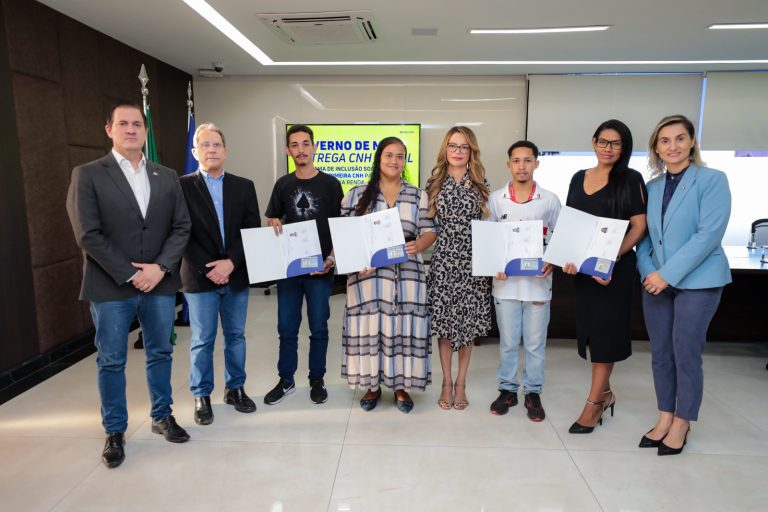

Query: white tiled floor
left=1, top=290, right=767, bottom=512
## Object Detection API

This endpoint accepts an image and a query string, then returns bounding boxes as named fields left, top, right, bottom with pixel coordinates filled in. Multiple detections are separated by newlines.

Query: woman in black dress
left=562, top=119, right=647, bottom=433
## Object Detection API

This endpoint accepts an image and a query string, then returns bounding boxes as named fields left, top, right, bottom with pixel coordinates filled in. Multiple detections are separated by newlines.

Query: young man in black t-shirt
left=263, top=124, right=343, bottom=405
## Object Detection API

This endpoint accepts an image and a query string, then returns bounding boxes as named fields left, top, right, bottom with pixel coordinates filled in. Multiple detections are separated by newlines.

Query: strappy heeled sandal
left=437, top=383, right=453, bottom=410
left=453, top=384, right=469, bottom=411
left=568, top=398, right=604, bottom=434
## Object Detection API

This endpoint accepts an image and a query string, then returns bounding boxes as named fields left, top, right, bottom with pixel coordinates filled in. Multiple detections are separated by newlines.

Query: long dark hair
left=593, top=119, right=634, bottom=219
left=355, top=136, right=406, bottom=216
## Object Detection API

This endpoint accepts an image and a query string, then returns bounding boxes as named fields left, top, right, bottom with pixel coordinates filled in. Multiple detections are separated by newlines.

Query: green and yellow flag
left=143, top=104, right=159, bottom=164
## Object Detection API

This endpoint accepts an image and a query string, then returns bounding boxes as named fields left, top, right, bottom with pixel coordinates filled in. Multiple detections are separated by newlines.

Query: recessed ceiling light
left=183, top=0, right=272, bottom=64
left=441, top=97, right=517, bottom=102
left=708, top=22, right=768, bottom=30
left=270, top=59, right=768, bottom=66
left=470, top=26, right=610, bottom=34
left=181, top=2, right=768, bottom=68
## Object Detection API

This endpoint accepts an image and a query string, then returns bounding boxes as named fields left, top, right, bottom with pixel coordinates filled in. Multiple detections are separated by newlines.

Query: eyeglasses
left=447, top=143, right=471, bottom=153
left=199, top=142, right=223, bottom=150
left=595, top=138, right=622, bottom=150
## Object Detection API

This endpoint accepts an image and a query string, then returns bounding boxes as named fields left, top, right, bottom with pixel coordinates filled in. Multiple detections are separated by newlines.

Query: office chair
left=752, top=219, right=768, bottom=371
left=748, top=218, right=768, bottom=248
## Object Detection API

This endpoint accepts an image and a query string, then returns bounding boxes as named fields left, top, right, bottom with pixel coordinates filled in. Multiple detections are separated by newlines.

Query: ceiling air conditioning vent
left=257, top=11, right=377, bottom=45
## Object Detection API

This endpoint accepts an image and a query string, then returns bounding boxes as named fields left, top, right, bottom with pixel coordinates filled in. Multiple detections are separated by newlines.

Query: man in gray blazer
left=66, top=102, right=192, bottom=468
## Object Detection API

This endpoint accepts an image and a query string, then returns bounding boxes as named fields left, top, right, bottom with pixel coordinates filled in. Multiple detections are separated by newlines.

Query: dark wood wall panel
left=3, top=0, right=60, bottom=82
left=32, top=260, right=86, bottom=353
left=156, top=61, right=192, bottom=168
left=98, top=37, right=157, bottom=106
left=0, top=0, right=38, bottom=373
left=59, top=16, right=104, bottom=149
left=68, top=146, right=106, bottom=172
left=0, top=0, right=192, bottom=373
left=12, top=73, right=75, bottom=268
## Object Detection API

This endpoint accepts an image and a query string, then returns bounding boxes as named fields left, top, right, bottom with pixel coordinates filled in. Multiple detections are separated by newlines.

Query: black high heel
left=638, top=428, right=667, bottom=448
left=568, top=398, right=604, bottom=434
left=658, top=427, right=690, bottom=456
left=602, top=389, right=616, bottom=417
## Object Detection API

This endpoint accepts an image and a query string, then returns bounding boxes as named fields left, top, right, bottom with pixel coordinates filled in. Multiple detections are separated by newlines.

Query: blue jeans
left=642, top=286, right=723, bottom=421
left=185, top=286, right=249, bottom=397
left=276, top=275, right=333, bottom=382
left=494, top=298, right=550, bottom=394
left=90, top=294, right=176, bottom=434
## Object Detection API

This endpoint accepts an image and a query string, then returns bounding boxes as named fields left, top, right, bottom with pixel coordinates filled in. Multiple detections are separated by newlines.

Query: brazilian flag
left=143, top=104, right=159, bottom=164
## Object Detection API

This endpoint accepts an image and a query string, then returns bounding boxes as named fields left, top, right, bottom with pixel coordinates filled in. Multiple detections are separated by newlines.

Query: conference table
left=524, top=245, right=768, bottom=343
left=724, top=245, right=768, bottom=273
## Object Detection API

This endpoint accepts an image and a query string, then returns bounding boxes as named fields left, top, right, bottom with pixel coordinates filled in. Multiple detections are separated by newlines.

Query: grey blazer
left=66, top=152, right=191, bottom=302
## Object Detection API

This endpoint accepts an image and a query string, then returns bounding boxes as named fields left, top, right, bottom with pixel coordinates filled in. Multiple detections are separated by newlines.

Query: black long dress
left=566, top=169, right=647, bottom=362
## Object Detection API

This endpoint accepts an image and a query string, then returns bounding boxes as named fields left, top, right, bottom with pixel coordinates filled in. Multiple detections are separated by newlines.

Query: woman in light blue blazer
left=636, top=114, right=731, bottom=456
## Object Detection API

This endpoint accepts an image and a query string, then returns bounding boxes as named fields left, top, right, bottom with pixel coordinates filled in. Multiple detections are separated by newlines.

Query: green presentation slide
left=287, top=124, right=420, bottom=194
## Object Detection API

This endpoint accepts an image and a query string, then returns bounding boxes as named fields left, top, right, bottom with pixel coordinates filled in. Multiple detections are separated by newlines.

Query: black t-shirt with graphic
left=265, top=171, right=343, bottom=260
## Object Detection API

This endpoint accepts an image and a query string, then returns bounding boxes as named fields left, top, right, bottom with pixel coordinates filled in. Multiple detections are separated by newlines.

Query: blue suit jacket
left=636, top=164, right=732, bottom=289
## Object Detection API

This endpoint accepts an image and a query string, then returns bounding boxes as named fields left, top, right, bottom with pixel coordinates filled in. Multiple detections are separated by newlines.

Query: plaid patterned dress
left=341, top=182, right=439, bottom=391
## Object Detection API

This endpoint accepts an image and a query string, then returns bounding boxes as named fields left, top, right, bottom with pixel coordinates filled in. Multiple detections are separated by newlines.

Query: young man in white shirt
left=488, top=141, right=561, bottom=421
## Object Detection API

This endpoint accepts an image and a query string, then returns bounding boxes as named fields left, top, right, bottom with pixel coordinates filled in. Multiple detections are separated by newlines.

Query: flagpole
left=187, top=81, right=193, bottom=127
left=138, top=64, right=149, bottom=160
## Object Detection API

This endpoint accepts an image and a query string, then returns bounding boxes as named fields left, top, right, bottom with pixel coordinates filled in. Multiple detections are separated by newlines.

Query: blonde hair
left=194, top=122, right=226, bottom=148
left=426, top=126, right=489, bottom=218
left=647, top=115, right=704, bottom=178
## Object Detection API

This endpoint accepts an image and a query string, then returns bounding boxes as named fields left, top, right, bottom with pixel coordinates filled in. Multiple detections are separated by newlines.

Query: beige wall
left=194, top=75, right=527, bottom=212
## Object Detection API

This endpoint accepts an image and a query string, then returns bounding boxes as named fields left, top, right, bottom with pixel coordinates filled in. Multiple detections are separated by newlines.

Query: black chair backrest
left=752, top=218, right=768, bottom=245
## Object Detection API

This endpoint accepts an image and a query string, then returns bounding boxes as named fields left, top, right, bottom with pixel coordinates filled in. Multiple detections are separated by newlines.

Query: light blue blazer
left=636, top=164, right=732, bottom=289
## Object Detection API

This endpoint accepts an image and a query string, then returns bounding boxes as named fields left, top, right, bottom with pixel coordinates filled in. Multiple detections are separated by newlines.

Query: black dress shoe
left=360, top=388, right=382, bottom=411
left=224, top=387, right=257, bottom=413
left=394, top=391, right=414, bottom=414
left=102, top=432, right=125, bottom=468
left=151, top=415, right=190, bottom=443
left=638, top=428, right=666, bottom=448
left=194, top=396, right=214, bottom=425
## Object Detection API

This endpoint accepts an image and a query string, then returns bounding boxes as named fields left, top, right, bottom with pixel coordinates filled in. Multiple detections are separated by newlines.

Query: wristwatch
left=326, top=255, right=336, bottom=268
left=158, top=264, right=170, bottom=274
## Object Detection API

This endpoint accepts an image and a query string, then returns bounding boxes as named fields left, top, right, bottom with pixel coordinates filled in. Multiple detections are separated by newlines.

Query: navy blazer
left=636, top=164, right=732, bottom=289
left=179, top=171, right=261, bottom=293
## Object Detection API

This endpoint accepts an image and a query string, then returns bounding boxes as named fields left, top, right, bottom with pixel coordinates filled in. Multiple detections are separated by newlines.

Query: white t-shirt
left=488, top=181, right=562, bottom=301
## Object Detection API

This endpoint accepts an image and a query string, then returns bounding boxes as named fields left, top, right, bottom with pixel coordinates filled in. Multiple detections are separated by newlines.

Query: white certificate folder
left=328, top=207, right=408, bottom=274
left=472, top=220, right=544, bottom=277
left=543, top=206, right=629, bottom=279
left=241, top=220, right=324, bottom=283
